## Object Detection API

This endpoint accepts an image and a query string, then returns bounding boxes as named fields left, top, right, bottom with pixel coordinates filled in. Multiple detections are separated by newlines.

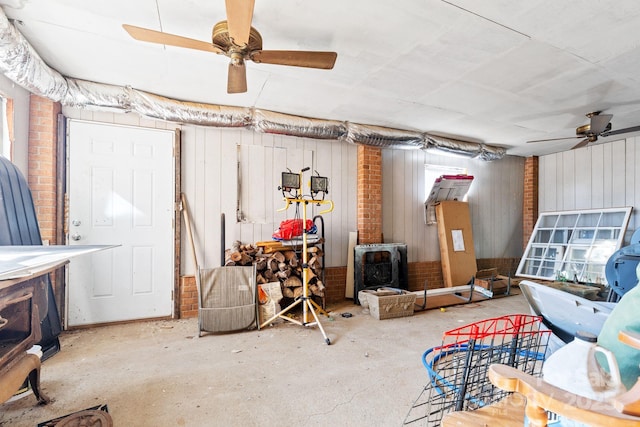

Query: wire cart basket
left=403, top=314, right=551, bottom=426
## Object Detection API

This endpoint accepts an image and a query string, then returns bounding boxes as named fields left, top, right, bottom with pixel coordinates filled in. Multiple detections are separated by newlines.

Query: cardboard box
left=363, top=288, right=416, bottom=320
left=475, top=277, right=509, bottom=292
left=436, top=201, right=478, bottom=288
left=473, top=268, right=512, bottom=295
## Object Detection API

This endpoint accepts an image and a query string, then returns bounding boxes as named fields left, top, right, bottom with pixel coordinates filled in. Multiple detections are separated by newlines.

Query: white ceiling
left=3, top=0, right=640, bottom=156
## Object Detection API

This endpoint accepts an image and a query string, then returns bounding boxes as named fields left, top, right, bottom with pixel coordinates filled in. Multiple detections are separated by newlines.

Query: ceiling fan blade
left=251, top=50, right=337, bottom=69
left=227, top=61, right=248, bottom=94
left=225, top=0, right=255, bottom=46
left=526, top=136, right=581, bottom=143
left=571, top=138, right=591, bottom=150
left=602, top=125, right=640, bottom=137
left=590, top=113, right=613, bottom=135
left=123, top=24, right=222, bottom=53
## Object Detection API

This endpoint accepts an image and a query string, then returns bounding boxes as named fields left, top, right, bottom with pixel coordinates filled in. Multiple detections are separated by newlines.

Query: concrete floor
left=0, top=293, right=531, bottom=426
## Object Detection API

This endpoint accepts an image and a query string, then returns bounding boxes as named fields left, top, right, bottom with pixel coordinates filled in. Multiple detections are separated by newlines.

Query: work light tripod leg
left=305, top=298, right=331, bottom=345
left=309, top=298, right=329, bottom=317
left=259, top=297, right=303, bottom=328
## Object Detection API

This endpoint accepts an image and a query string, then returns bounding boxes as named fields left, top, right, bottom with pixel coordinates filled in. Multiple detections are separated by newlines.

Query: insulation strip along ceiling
left=0, top=8, right=505, bottom=160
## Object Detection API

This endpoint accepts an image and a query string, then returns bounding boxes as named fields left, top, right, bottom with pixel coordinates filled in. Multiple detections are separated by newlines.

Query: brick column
left=357, top=144, right=383, bottom=244
left=28, top=94, right=61, bottom=245
left=523, top=156, right=538, bottom=250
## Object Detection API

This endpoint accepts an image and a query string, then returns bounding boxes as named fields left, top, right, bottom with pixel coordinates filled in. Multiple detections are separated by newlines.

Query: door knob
left=71, top=233, right=82, bottom=241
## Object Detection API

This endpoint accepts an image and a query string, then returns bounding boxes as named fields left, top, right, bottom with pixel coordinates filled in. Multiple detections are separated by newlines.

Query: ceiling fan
left=122, top=0, right=337, bottom=94
left=527, top=111, right=640, bottom=150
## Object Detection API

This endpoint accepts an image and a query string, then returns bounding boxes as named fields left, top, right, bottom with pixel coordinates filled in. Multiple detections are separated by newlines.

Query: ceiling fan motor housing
left=576, top=122, right=612, bottom=139
left=212, top=20, right=263, bottom=53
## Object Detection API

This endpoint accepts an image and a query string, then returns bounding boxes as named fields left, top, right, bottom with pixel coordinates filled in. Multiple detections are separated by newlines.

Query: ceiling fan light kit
left=123, top=0, right=337, bottom=94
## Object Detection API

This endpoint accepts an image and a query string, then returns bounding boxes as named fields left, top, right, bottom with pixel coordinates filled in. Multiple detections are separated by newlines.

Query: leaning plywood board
left=345, top=231, right=358, bottom=298
left=436, top=201, right=477, bottom=287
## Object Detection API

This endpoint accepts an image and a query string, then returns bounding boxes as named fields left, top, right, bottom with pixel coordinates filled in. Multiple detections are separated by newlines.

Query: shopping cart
left=403, top=314, right=551, bottom=426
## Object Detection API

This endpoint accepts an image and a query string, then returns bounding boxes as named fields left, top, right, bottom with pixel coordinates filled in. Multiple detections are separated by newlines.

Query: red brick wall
left=357, top=145, right=382, bottom=244
left=180, top=276, right=198, bottom=318
left=28, top=95, right=60, bottom=245
left=523, top=156, right=538, bottom=251
left=477, top=258, right=522, bottom=279
left=322, top=257, right=521, bottom=305
left=407, top=261, right=444, bottom=291
left=324, top=266, right=346, bottom=304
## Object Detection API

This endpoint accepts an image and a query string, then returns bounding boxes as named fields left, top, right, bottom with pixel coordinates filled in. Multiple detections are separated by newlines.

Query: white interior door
left=67, top=120, right=175, bottom=327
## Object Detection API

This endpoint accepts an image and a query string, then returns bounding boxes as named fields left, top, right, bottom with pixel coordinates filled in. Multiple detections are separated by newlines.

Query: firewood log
left=239, top=252, right=252, bottom=266
left=283, top=276, right=302, bottom=288
left=276, top=270, right=291, bottom=280
left=308, top=256, right=321, bottom=271
left=289, top=256, right=299, bottom=268
left=309, top=284, right=324, bottom=297
left=224, top=249, right=236, bottom=266
left=306, top=246, right=323, bottom=256
left=254, top=256, right=267, bottom=271
left=244, top=246, right=258, bottom=257
left=272, top=251, right=285, bottom=263
left=264, top=269, right=274, bottom=280
left=282, top=287, right=294, bottom=298
left=256, top=274, right=267, bottom=284
left=293, top=286, right=304, bottom=299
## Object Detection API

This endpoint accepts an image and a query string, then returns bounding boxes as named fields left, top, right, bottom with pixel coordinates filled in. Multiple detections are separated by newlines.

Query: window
left=424, top=164, right=467, bottom=201
left=0, top=97, right=10, bottom=159
left=423, top=164, right=468, bottom=224
left=516, top=207, right=632, bottom=284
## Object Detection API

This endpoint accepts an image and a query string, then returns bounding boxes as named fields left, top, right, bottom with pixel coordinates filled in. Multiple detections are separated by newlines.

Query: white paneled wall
left=382, top=150, right=525, bottom=263
left=63, top=108, right=357, bottom=274
left=540, top=137, right=640, bottom=242
left=63, top=108, right=526, bottom=274
left=182, top=127, right=357, bottom=272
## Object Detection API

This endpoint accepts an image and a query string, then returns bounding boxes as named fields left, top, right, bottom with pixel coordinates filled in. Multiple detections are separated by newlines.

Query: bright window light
left=424, top=164, right=467, bottom=202
left=0, top=97, right=8, bottom=159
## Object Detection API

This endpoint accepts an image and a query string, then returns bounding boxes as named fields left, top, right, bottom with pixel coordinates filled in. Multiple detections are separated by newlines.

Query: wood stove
left=0, top=265, right=56, bottom=404
left=1, top=155, right=62, bottom=361
left=353, top=243, right=408, bottom=304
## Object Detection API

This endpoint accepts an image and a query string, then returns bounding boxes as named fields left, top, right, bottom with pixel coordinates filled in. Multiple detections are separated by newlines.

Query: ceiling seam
left=154, top=0, right=163, bottom=32
left=440, top=0, right=531, bottom=39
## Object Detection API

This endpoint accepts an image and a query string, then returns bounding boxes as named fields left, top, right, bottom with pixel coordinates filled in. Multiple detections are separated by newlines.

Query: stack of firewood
left=224, top=240, right=325, bottom=299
